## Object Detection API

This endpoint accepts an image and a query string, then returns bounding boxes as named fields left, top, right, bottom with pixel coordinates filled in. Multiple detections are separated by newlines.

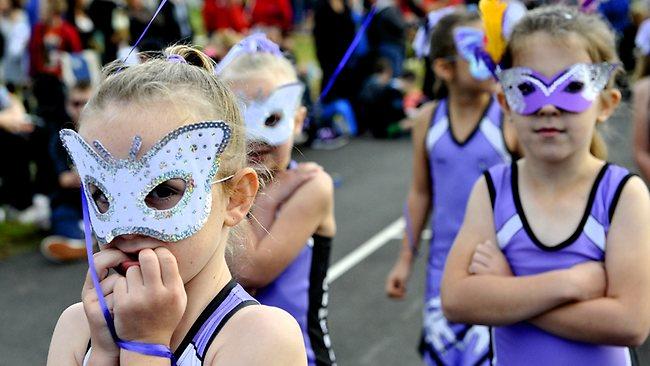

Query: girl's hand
left=386, top=253, right=413, bottom=299
left=82, top=249, right=130, bottom=359
left=566, top=261, right=607, bottom=302
left=468, top=240, right=513, bottom=276
left=263, top=163, right=323, bottom=207
left=113, top=247, right=187, bottom=346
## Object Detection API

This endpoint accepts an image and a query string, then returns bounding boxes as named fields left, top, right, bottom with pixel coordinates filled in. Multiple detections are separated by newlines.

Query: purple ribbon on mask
left=318, top=6, right=377, bottom=103
left=81, top=190, right=176, bottom=364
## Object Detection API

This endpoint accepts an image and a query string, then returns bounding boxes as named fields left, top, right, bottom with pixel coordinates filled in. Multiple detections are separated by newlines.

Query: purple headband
left=497, top=62, right=617, bottom=115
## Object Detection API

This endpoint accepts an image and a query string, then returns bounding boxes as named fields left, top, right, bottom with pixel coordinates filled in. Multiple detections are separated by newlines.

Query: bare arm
left=529, top=177, right=650, bottom=346
left=233, top=169, right=334, bottom=288
left=385, top=102, right=435, bottom=298
left=632, top=80, right=650, bottom=181
left=209, top=306, right=307, bottom=366
left=440, top=177, right=592, bottom=326
left=47, top=303, right=94, bottom=366
left=0, top=90, right=32, bottom=134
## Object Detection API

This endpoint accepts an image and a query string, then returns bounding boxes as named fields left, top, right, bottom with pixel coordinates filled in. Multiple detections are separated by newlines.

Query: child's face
left=79, top=101, right=231, bottom=283
left=66, top=88, right=92, bottom=125
left=501, top=32, right=620, bottom=162
left=230, top=76, right=304, bottom=173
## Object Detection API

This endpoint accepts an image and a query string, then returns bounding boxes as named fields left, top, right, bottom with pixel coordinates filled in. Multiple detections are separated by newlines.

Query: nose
left=536, top=104, right=561, bottom=117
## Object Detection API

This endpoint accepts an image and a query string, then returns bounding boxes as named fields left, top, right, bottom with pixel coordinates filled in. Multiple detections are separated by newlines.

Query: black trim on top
left=484, top=171, right=496, bottom=210
left=447, top=96, right=494, bottom=146
left=308, top=234, right=336, bottom=366
left=608, top=174, right=636, bottom=222
left=511, top=162, right=610, bottom=252
left=199, top=299, right=258, bottom=361
left=173, top=279, right=238, bottom=360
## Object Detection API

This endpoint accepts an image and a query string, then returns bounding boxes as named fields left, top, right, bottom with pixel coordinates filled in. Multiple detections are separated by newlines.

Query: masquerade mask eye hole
left=144, top=178, right=187, bottom=211
left=264, top=112, right=283, bottom=127
left=517, top=82, right=535, bottom=96
left=564, top=81, right=585, bottom=94
left=89, top=184, right=110, bottom=214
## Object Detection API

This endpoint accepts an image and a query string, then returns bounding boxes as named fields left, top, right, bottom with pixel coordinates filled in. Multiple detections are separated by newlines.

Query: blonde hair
left=80, top=45, right=247, bottom=187
left=219, top=52, right=299, bottom=85
left=502, top=6, right=619, bottom=160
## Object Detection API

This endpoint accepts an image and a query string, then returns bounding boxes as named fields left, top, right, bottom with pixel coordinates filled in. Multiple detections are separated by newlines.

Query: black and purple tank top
left=485, top=162, right=635, bottom=366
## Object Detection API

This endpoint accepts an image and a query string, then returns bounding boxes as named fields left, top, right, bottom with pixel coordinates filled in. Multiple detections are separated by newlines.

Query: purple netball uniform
left=422, top=97, right=510, bottom=366
left=255, top=162, right=336, bottom=366
left=84, top=280, right=258, bottom=366
left=485, top=162, right=635, bottom=366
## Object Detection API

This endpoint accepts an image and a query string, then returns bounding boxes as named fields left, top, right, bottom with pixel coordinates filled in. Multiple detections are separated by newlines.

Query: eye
left=564, top=81, right=585, bottom=94
left=264, top=112, right=283, bottom=127
left=144, top=178, right=186, bottom=210
left=89, top=183, right=110, bottom=214
left=517, top=82, right=535, bottom=96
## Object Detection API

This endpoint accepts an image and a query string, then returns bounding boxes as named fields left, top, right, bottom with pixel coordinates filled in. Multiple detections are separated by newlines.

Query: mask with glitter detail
left=497, top=63, right=617, bottom=115
left=60, top=121, right=231, bottom=245
left=453, top=27, right=492, bottom=81
left=241, top=82, right=304, bottom=146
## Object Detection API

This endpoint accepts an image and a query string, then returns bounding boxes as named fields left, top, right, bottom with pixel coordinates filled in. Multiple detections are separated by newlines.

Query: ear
left=293, top=106, right=307, bottom=135
left=497, top=87, right=512, bottom=119
left=224, top=167, right=259, bottom=227
left=596, top=88, right=622, bottom=124
left=433, top=58, right=454, bottom=83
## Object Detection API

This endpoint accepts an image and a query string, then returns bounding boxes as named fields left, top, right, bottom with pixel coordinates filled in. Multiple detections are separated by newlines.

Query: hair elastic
left=166, top=54, right=188, bottom=64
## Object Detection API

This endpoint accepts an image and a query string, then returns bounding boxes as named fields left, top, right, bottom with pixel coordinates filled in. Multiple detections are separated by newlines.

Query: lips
left=534, top=127, right=565, bottom=137
left=114, top=251, right=140, bottom=276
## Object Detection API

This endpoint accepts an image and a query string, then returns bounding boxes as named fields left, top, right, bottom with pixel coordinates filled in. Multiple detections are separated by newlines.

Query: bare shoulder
left=612, top=176, right=650, bottom=218
left=634, top=78, right=650, bottom=95
left=47, top=302, right=90, bottom=366
left=207, top=305, right=306, bottom=366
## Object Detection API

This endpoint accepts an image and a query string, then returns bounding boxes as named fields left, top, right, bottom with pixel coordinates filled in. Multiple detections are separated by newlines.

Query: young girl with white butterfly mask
left=220, top=34, right=338, bottom=366
left=442, top=6, right=650, bottom=365
left=46, top=45, right=307, bottom=366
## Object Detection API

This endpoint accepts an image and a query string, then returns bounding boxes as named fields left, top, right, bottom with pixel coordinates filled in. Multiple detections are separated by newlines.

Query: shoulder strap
left=486, top=163, right=522, bottom=249
left=425, top=99, right=449, bottom=151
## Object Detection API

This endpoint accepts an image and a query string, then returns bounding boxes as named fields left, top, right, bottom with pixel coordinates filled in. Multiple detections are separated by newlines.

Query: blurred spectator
left=29, top=0, right=82, bottom=78
left=40, top=81, right=92, bottom=262
left=0, top=0, right=31, bottom=90
left=366, top=0, right=407, bottom=77
left=203, top=0, right=249, bottom=35
left=313, top=0, right=357, bottom=102
left=29, top=0, right=82, bottom=126
left=67, top=0, right=95, bottom=49
left=0, top=84, right=51, bottom=227
left=358, top=58, right=406, bottom=138
left=250, top=0, right=293, bottom=33
left=87, top=0, right=118, bottom=64
left=160, top=0, right=193, bottom=44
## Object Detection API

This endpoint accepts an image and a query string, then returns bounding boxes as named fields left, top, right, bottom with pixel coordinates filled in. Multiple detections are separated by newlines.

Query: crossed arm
left=440, top=176, right=650, bottom=346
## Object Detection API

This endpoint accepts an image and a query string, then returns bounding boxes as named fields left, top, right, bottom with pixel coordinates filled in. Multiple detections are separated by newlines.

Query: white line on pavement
left=327, top=217, right=405, bottom=283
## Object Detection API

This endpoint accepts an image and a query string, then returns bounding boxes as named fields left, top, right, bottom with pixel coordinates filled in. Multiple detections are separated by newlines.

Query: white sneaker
left=16, top=194, right=50, bottom=229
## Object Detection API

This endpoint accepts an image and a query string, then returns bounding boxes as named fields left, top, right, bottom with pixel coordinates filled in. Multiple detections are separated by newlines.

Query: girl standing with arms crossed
left=442, top=6, right=650, bottom=365
left=220, top=34, right=337, bottom=366
left=385, top=8, right=516, bottom=366
left=46, top=45, right=306, bottom=366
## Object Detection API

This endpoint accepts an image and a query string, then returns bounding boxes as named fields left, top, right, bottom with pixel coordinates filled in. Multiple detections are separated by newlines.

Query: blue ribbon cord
left=318, top=6, right=377, bottom=103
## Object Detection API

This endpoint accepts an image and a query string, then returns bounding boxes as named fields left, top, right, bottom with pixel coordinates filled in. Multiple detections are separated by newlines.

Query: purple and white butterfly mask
left=497, top=63, right=617, bottom=116
left=241, top=82, right=305, bottom=146
left=60, top=121, right=231, bottom=245
left=453, top=27, right=492, bottom=81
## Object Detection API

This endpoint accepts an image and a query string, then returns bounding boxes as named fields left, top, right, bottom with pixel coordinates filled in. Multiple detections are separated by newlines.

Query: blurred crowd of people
left=1, top=0, right=649, bottom=261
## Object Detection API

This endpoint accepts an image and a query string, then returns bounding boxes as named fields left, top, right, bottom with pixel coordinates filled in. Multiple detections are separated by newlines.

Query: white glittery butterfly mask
left=60, top=121, right=231, bottom=245
left=241, top=82, right=305, bottom=146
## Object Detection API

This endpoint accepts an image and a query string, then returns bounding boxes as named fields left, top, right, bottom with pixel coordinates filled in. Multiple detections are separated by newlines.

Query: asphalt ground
left=1, top=102, right=649, bottom=365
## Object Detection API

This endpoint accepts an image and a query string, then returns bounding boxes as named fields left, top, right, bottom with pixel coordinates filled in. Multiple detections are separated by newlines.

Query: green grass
left=0, top=221, right=42, bottom=260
